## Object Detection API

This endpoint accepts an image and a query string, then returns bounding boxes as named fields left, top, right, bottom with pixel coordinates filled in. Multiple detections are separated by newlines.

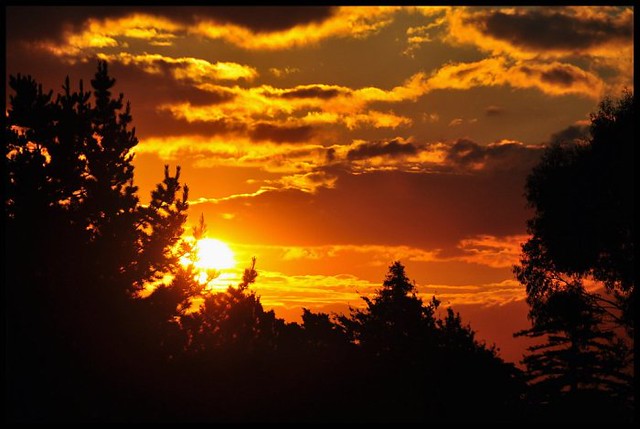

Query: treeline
left=4, top=62, right=633, bottom=422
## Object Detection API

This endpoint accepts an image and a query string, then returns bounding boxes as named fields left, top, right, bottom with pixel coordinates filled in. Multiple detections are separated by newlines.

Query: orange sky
left=5, top=6, right=634, bottom=363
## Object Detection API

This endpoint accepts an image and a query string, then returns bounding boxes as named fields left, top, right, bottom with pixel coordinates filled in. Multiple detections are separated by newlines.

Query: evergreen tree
left=339, top=261, right=439, bottom=360
left=338, top=261, right=523, bottom=421
left=5, top=61, right=195, bottom=421
left=182, top=257, right=281, bottom=356
left=521, top=287, right=631, bottom=394
left=514, top=92, right=635, bottom=420
left=515, top=283, right=633, bottom=421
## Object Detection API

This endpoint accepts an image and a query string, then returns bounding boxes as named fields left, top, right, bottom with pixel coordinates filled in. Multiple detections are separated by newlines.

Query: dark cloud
left=548, top=124, right=590, bottom=145
left=108, top=62, right=236, bottom=104
left=445, top=139, right=543, bottom=172
left=326, top=148, right=337, bottom=163
left=6, top=6, right=124, bottom=42
left=347, top=140, right=418, bottom=161
left=249, top=123, right=315, bottom=143
left=280, top=86, right=343, bottom=100
left=446, top=139, right=484, bottom=164
left=485, top=105, right=504, bottom=116
left=518, top=63, right=594, bottom=88
left=470, top=9, right=633, bottom=52
left=142, top=115, right=248, bottom=140
left=6, top=6, right=337, bottom=42
left=452, top=64, right=481, bottom=80
left=202, top=168, right=531, bottom=251
left=539, top=66, right=581, bottom=87
left=190, top=7, right=337, bottom=32
left=95, top=61, right=240, bottom=138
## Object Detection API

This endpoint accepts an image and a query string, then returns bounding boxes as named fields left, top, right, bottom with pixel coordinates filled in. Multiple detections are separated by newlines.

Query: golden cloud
left=446, top=7, right=633, bottom=94
left=136, top=135, right=329, bottom=173
left=188, top=189, right=275, bottom=205
left=403, top=6, right=450, bottom=56
left=31, top=6, right=631, bottom=98
left=269, top=67, right=301, bottom=78
left=423, top=279, right=525, bottom=307
left=159, top=74, right=428, bottom=132
left=32, top=7, right=452, bottom=58
left=426, top=57, right=605, bottom=98
left=274, top=243, right=441, bottom=265
left=32, top=7, right=405, bottom=64
left=158, top=57, right=602, bottom=143
left=402, top=7, right=633, bottom=94
left=203, top=266, right=523, bottom=311
left=137, top=132, right=539, bottom=199
left=263, top=171, right=338, bottom=194
left=200, top=264, right=378, bottom=309
left=455, top=234, right=529, bottom=268
left=38, top=13, right=181, bottom=58
left=230, top=236, right=524, bottom=270
left=192, top=6, right=401, bottom=50
left=345, top=111, right=412, bottom=129
left=97, top=52, right=258, bottom=82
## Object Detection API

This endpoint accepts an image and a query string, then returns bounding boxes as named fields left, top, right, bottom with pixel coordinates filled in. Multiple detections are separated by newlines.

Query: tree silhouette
left=340, top=261, right=439, bottom=359
left=338, top=261, right=524, bottom=421
left=5, top=61, right=195, bottom=421
left=522, top=91, right=634, bottom=330
left=515, top=285, right=633, bottom=421
left=514, top=92, right=635, bottom=421
left=301, top=308, right=348, bottom=352
left=181, top=257, right=283, bottom=355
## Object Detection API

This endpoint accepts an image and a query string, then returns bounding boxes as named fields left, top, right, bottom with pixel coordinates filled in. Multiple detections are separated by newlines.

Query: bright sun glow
left=193, top=238, right=236, bottom=271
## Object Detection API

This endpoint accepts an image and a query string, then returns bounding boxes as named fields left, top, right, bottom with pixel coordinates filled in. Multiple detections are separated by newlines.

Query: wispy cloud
left=97, top=52, right=258, bottom=82
left=426, top=57, right=605, bottom=99
left=423, top=279, right=525, bottom=307
left=455, top=234, right=529, bottom=268
left=226, top=234, right=527, bottom=270
left=269, top=67, right=301, bottom=78
left=136, top=135, right=329, bottom=173
left=37, top=13, right=181, bottom=58
left=137, top=134, right=541, bottom=196
left=158, top=74, right=426, bottom=132
left=203, top=266, right=524, bottom=313
left=192, top=6, right=401, bottom=50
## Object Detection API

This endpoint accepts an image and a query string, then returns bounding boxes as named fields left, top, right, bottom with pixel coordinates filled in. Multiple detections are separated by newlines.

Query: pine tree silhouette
left=337, top=261, right=523, bottom=422
left=5, top=61, right=194, bottom=421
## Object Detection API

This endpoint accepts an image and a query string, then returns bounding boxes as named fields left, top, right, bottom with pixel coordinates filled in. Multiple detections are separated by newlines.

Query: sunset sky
left=5, top=6, right=634, bottom=363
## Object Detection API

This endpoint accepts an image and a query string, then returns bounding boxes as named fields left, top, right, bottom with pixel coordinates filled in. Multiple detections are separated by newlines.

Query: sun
left=193, top=238, right=235, bottom=271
